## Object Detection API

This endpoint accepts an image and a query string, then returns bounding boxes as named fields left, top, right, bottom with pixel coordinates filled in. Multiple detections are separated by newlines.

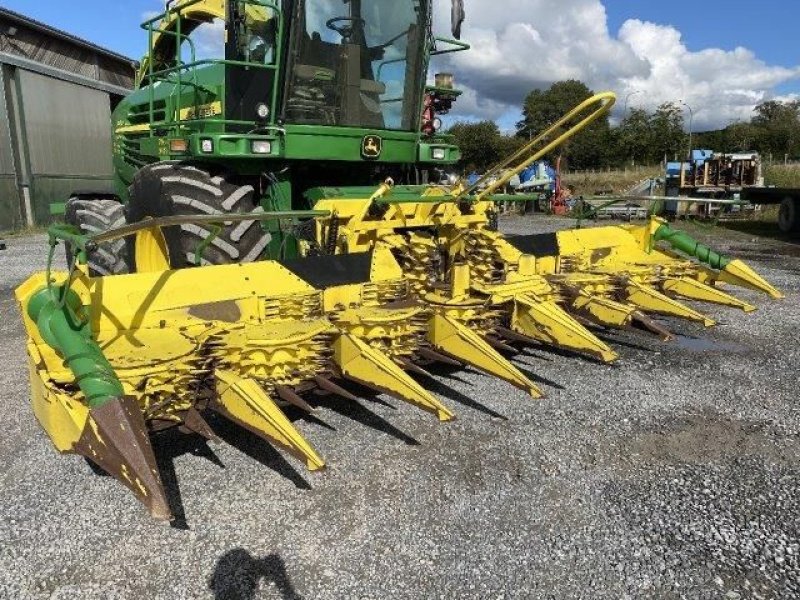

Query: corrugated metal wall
left=0, top=8, right=136, bottom=89
left=0, top=67, right=22, bottom=231
left=0, top=10, right=135, bottom=232
left=17, top=70, right=115, bottom=224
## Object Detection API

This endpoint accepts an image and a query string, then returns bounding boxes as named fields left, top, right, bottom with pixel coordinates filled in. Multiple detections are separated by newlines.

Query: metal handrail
left=147, top=57, right=277, bottom=82
left=49, top=211, right=330, bottom=250
left=141, top=0, right=284, bottom=129
left=430, top=37, right=470, bottom=56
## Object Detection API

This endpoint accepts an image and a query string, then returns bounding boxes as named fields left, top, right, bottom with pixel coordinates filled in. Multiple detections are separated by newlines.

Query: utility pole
left=623, top=90, right=641, bottom=115
left=681, top=101, right=694, bottom=159
left=623, top=91, right=642, bottom=165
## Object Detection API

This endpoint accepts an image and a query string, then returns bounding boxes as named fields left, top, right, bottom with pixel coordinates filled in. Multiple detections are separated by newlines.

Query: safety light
left=252, top=140, right=272, bottom=155
left=169, top=139, right=188, bottom=153
left=432, top=117, right=443, bottom=131
left=256, top=103, right=270, bottom=121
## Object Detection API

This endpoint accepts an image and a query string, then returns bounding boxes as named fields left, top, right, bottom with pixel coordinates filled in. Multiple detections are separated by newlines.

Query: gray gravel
left=0, top=217, right=798, bottom=599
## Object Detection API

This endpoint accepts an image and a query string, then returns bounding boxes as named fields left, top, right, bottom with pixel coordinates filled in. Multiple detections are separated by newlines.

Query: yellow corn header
left=15, top=93, right=783, bottom=521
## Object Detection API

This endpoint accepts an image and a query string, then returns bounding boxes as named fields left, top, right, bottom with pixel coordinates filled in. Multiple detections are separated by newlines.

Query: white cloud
left=190, top=20, right=225, bottom=59
left=431, top=0, right=800, bottom=130
left=140, top=2, right=225, bottom=61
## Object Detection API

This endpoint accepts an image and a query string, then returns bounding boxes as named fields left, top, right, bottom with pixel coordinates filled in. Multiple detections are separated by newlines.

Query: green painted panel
left=282, top=126, right=419, bottom=163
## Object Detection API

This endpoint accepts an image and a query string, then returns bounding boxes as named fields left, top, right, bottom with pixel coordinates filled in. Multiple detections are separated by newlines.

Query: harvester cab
left=14, top=1, right=784, bottom=522
left=80, top=0, right=469, bottom=272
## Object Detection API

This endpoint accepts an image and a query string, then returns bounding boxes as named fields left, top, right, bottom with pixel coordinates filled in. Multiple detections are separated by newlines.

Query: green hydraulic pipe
left=652, top=224, right=731, bottom=270
left=27, top=287, right=124, bottom=409
left=48, top=224, right=93, bottom=253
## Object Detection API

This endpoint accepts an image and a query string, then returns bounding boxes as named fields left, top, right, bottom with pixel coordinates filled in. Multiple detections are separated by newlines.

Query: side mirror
left=451, top=0, right=465, bottom=40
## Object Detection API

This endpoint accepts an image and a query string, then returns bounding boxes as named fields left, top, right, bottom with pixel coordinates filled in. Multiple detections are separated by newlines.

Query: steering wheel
left=326, top=17, right=365, bottom=43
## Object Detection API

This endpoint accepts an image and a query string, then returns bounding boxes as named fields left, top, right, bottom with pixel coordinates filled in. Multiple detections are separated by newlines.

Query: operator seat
left=287, top=31, right=386, bottom=127
left=286, top=32, right=339, bottom=124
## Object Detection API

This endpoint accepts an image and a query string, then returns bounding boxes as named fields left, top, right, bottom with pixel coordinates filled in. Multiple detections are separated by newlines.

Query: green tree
left=497, top=134, right=527, bottom=163
left=517, top=80, right=615, bottom=169
left=617, top=107, right=652, bottom=165
left=751, top=100, right=800, bottom=158
left=650, top=102, right=686, bottom=161
left=727, top=122, right=759, bottom=152
left=447, top=120, right=503, bottom=170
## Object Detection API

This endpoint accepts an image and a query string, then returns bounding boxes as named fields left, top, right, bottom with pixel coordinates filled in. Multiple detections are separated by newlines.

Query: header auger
left=15, top=0, right=783, bottom=521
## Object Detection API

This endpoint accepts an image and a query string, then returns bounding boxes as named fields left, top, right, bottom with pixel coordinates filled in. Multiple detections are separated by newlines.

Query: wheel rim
left=134, top=225, right=171, bottom=272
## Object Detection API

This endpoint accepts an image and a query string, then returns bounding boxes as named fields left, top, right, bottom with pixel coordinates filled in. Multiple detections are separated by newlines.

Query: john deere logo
left=362, top=135, right=382, bottom=159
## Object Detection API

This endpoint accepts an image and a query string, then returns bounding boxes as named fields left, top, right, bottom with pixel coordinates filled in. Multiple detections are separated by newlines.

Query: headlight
left=169, top=139, right=188, bottom=153
left=432, top=148, right=446, bottom=160
left=252, top=140, right=272, bottom=155
left=200, top=139, right=214, bottom=153
left=256, top=103, right=270, bottom=120
left=432, top=117, right=443, bottom=131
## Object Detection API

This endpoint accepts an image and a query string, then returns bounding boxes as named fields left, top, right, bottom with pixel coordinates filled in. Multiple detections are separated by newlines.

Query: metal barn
left=0, top=7, right=136, bottom=231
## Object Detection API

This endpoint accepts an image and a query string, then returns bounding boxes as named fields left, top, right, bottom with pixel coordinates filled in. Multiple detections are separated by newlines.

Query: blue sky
left=1, top=1, right=152, bottom=59
left=603, top=0, right=799, bottom=95
left=2, top=0, right=798, bottom=128
left=4, top=0, right=797, bottom=72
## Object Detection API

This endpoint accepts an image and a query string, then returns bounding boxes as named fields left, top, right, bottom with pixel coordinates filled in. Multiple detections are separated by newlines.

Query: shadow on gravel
left=321, top=397, right=420, bottom=446
left=718, top=220, right=800, bottom=250
left=596, top=335, right=654, bottom=353
left=210, top=549, right=303, bottom=600
left=421, top=376, right=508, bottom=420
left=530, top=343, right=615, bottom=366
left=210, top=416, right=312, bottom=491
left=515, top=365, right=565, bottom=391
left=150, top=431, right=228, bottom=530
left=518, top=347, right=556, bottom=362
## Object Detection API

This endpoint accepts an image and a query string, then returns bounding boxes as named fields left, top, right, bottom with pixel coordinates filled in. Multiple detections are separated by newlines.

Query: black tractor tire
left=126, top=162, right=271, bottom=269
left=64, top=196, right=129, bottom=276
left=778, top=196, right=800, bottom=234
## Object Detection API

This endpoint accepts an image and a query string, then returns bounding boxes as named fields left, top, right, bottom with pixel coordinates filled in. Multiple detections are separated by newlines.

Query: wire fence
left=564, top=165, right=661, bottom=177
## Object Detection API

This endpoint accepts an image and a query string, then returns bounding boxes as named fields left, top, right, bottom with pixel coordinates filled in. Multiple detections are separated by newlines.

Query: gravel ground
left=0, top=216, right=798, bottom=600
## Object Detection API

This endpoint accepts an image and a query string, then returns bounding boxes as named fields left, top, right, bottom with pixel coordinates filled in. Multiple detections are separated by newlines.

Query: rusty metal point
left=275, top=385, right=316, bottom=413
left=485, top=336, right=519, bottom=354
left=76, top=396, right=172, bottom=521
left=631, top=311, right=674, bottom=342
left=418, top=347, right=463, bottom=366
left=495, top=326, right=540, bottom=346
left=181, top=407, right=222, bottom=444
left=313, top=376, right=361, bottom=402
left=397, top=358, right=434, bottom=378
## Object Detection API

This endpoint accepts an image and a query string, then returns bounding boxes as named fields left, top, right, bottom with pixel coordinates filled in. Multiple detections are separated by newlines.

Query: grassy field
left=561, top=165, right=662, bottom=196
left=562, top=163, right=800, bottom=198
left=764, top=163, right=800, bottom=188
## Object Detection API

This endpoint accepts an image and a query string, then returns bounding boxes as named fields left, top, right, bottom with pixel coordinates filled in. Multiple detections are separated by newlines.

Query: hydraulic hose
left=27, top=287, right=124, bottom=410
left=652, top=224, right=731, bottom=270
